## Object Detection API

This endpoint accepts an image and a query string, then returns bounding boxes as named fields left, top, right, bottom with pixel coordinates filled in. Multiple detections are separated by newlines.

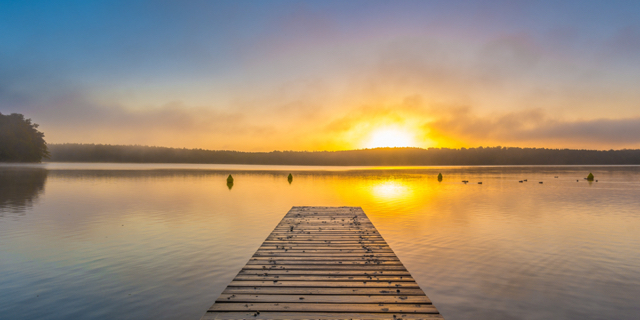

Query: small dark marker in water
left=539, top=182, right=543, bottom=184
left=287, top=173, right=293, bottom=184
left=478, top=182, right=482, bottom=184
left=226, top=175, right=234, bottom=190
left=519, top=181, right=523, bottom=183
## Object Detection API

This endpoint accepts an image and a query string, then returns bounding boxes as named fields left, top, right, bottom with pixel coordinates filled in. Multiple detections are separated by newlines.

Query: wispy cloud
left=426, top=106, right=640, bottom=148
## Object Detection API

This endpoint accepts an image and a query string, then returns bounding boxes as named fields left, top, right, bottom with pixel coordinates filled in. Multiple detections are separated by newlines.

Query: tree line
left=48, top=144, right=640, bottom=165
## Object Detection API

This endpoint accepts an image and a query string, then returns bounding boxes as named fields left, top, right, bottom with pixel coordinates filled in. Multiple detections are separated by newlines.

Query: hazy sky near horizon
left=2, top=0, right=640, bottom=151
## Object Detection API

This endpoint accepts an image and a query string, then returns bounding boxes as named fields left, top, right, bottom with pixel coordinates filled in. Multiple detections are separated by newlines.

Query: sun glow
left=365, top=128, right=417, bottom=149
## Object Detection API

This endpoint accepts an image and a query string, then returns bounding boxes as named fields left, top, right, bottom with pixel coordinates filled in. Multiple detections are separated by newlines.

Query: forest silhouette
left=49, top=143, right=640, bottom=165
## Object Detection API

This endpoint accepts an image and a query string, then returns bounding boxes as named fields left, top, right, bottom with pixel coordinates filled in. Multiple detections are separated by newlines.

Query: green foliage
left=587, top=172, right=594, bottom=181
left=0, top=113, right=49, bottom=162
left=437, top=173, right=443, bottom=182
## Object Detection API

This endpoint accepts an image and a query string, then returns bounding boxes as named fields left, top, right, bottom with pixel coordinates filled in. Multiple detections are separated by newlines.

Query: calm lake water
left=1, top=163, right=640, bottom=320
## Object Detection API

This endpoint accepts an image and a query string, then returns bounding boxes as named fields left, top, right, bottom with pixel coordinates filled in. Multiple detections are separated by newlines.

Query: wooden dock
left=202, top=206, right=443, bottom=320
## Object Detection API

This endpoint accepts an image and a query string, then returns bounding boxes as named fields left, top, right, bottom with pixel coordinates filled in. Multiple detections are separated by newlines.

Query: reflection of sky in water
left=0, top=165, right=640, bottom=320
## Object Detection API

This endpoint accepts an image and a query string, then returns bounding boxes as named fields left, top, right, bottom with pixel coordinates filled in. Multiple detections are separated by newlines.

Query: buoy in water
left=288, top=173, right=293, bottom=184
left=226, top=175, right=234, bottom=190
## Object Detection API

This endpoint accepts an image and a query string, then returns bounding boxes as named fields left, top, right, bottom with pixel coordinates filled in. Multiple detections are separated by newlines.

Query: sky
left=2, top=0, right=640, bottom=151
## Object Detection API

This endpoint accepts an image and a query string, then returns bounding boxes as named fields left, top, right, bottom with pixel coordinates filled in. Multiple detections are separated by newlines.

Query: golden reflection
left=369, top=179, right=415, bottom=202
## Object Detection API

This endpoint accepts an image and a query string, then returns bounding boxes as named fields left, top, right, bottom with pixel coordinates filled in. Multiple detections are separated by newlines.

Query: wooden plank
left=267, top=235, right=384, bottom=239
left=253, top=251, right=397, bottom=256
left=203, top=312, right=444, bottom=319
left=246, top=260, right=402, bottom=265
left=257, top=247, right=394, bottom=252
left=216, top=294, right=431, bottom=304
left=250, top=256, right=400, bottom=261
left=237, top=270, right=412, bottom=276
left=261, top=241, right=389, bottom=245
left=209, top=302, right=438, bottom=313
left=200, top=206, right=442, bottom=320
left=242, top=265, right=408, bottom=271
left=227, top=280, right=420, bottom=288
left=257, top=245, right=393, bottom=250
left=221, top=287, right=427, bottom=296
left=233, top=275, right=415, bottom=282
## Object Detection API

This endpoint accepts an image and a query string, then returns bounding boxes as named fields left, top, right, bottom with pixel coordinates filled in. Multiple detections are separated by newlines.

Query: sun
left=364, top=128, right=417, bottom=148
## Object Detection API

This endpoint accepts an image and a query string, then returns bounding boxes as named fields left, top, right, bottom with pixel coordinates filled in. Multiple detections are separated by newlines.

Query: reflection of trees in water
left=0, top=169, right=48, bottom=216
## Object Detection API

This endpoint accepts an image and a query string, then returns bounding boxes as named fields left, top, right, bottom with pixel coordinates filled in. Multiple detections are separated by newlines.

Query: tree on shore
left=0, top=113, right=49, bottom=162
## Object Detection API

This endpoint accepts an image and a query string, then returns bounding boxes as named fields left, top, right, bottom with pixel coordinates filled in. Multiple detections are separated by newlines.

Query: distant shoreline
left=43, top=143, right=640, bottom=166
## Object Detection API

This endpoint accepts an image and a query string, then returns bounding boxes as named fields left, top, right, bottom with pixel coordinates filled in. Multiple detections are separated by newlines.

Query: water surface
left=1, top=163, right=639, bottom=319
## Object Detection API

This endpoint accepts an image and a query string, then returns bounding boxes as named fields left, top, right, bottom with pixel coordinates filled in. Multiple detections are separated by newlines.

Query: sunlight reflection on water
left=0, top=164, right=639, bottom=320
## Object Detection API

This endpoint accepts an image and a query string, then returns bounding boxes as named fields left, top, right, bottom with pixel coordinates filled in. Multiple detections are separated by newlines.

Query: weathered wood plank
left=216, top=294, right=431, bottom=304
left=233, top=275, right=415, bottom=282
left=209, top=302, right=438, bottom=313
left=267, top=235, right=384, bottom=239
left=258, top=245, right=391, bottom=249
left=221, top=287, right=427, bottom=296
left=246, top=260, right=403, bottom=265
left=237, top=270, right=412, bottom=276
left=228, top=280, right=420, bottom=288
left=257, top=247, right=394, bottom=252
left=242, top=265, right=408, bottom=271
left=253, top=251, right=397, bottom=256
left=199, top=206, right=441, bottom=320
left=202, top=312, right=444, bottom=319
left=250, top=256, right=400, bottom=261
left=261, top=241, right=389, bottom=245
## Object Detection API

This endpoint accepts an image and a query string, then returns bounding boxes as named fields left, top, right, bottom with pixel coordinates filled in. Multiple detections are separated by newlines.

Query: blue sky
left=2, top=0, right=640, bottom=150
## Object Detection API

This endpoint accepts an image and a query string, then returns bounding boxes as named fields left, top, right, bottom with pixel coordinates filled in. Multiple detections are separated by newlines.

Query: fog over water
left=1, top=163, right=639, bottom=320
